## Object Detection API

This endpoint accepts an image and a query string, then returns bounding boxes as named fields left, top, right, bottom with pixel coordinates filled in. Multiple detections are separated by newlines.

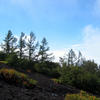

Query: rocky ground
left=0, top=80, right=63, bottom=100
left=0, top=63, right=80, bottom=100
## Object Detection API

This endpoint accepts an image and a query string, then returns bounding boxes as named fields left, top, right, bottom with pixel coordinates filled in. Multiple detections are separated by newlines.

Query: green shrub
left=60, top=66, right=100, bottom=94
left=65, top=91, right=100, bottom=100
left=34, top=62, right=60, bottom=77
left=51, top=78, right=61, bottom=84
left=6, top=53, right=18, bottom=66
left=0, top=61, right=8, bottom=64
left=0, top=52, right=7, bottom=61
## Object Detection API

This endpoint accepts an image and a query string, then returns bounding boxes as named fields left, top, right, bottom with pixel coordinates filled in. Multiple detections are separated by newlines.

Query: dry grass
left=0, top=68, right=37, bottom=88
left=65, top=91, right=100, bottom=100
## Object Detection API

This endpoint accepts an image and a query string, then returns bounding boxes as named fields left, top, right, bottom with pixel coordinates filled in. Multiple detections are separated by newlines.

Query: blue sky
left=0, top=0, right=100, bottom=63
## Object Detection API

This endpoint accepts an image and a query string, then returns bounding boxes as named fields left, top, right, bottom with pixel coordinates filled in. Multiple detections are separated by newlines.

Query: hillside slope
left=0, top=63, right=80, bottom=100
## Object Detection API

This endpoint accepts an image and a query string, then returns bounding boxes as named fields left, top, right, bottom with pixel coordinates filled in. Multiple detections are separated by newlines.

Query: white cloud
left=71, top=25, right=100, bottom=64
left=53, top=25, right=100, bottom=64
left=52, top=49, right=66, bottom=62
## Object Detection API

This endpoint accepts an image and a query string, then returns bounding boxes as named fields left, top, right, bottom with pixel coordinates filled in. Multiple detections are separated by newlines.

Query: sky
left=0, top=0, right=100, bottom=63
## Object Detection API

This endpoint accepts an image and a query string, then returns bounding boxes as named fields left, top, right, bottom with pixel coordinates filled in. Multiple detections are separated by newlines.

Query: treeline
left=0, top=30, right=59, bottom=77
left=1, top=30, right=53, bottom=61
left=59, top=49, right=100, bottom=95
left=0, top=30, right=100, bottom=95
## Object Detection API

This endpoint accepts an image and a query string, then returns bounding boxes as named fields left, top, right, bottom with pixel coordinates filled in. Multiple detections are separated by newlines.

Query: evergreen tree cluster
left=59, top=49, right=100, bottom=95
left=1, top=30, right=52, bottom=62
left=0, top=30, right=60, bottom=77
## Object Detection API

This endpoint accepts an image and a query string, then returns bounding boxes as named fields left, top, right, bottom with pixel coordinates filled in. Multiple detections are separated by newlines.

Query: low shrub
left=0, top=61, right=8, bottom=64
left=6, top=53, right=19, bottom=67
left=0, top=52, right=7, bottom=61
left=0, top=68, right=37, bottom=88
left=51, top=78, right=61, bottom=84
left=34, top=62, right=60, bottom=78
left=65, top=91, right=100, bottom=100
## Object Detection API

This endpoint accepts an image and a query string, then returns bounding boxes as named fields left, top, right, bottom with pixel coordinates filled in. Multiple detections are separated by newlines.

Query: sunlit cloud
left=53, top=25, right=100, bottom=64
left=52, top=49, right=66, bottom=62
left=71, top=25, right=100, bottom=64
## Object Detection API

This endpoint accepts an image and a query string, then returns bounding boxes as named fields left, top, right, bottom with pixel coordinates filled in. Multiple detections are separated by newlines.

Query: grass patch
left=51, top=78, right=61, bottom=84
left=0, top=61, right=8, bottom=64
left=0, top=68, right=37, bottom=88
left=65, top=91, right=100, bottom=100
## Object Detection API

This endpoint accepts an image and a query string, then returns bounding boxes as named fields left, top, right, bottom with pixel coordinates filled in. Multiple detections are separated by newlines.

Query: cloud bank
left=53, top=25, right=100, bottom=64
left=80, top=25, right=100, bottom=64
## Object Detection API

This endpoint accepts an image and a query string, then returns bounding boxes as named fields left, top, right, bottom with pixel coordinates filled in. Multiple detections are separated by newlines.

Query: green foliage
left=0, top=61, right=8, bottom=64
left=17, top=58, right=29, bottom=69
left=6, top=53, right=18, bottom=66
left=81, top=60, right=98, bottom=73
left=28, top=78, right=37, bottom=85
left=38, top=37, right=53, bottom=62
left=51, top=78, right=61, bottom=84
left=13, top=58, right=34, bottom=70
left=60, top=49, right=83, bottom=67
left=2, top=30, right=17, bottom=54
left=60, top=65, right=100, bottom=94
left=0, top=51, right=7, bottom=61
left=65, top=91, right=100, bottom=100
left=67, top=49, right=77, bottom=66
left=59, top=49, right=100, bottom=95
left=34, top=61, right=60, bottom=77
left=18, top=32, right=26, bottom=59
left=0, top=68, right=37, bottom=88
left=26, top=32, right=39, bottom=60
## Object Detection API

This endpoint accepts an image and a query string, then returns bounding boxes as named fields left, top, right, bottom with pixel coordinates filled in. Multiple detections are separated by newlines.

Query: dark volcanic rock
left=0, top=80, right=65, bottom=100
left=0, top=64, right=80, bottom=100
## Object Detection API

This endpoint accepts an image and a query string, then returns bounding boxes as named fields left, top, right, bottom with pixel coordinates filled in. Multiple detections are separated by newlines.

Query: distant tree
left=59, top=49, right=84, bottom=67
left=10, top=37, right=17, bottom=53
left=76, top=51, right=84, bottom=66
left=18, top=32, right=26, bottom=59
left=81, top=60, right=98, bottom=73
left=38, top=37, right=53, bottom=62
left=26, top=32, right=38, bottom=60
left=59, top=55, right=67, bottom=67
left=67, top=49, right=77, bottom=66
left=2, top=30, right=17, bottom=54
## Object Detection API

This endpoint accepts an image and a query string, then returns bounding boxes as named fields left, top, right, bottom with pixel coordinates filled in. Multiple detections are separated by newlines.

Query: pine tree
left=18, top=32, right=26, bottom=59
left=2, top=30, right=17, bottom=54
left=10, top=37, right=17, bottom=53
left=26, top=32, right=38, bottom=60
left=67, top=49, right=77, bottom=66
left=38, top=37, right=53, bottom=62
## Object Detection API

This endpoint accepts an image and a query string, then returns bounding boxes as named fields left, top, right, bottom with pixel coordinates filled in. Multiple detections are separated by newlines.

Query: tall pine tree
left=2, top=30, right=17, bottom=54
left=26, top=32, right=38, bottom=60
left=18, top=32, right=26, bottom=59
left=38, top=37, right=53, bottom=62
